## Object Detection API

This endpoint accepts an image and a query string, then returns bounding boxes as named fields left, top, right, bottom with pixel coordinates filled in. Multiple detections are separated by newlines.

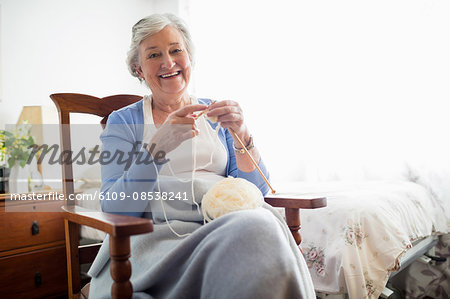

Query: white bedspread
left=274, top=180, right=449, bottom=299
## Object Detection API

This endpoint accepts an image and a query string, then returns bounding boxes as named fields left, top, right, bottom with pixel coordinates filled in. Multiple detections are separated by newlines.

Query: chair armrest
left=62, top=205, right=153, bottom=237
left=264, top=195, right=326, bottom=245
left=264, top=195, right=327, bottom=209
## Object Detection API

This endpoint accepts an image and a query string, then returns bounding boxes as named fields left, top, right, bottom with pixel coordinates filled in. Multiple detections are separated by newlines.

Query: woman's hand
left=206, top=100, right=250, bottom=144
left=148, top=104, right=207, bottom=155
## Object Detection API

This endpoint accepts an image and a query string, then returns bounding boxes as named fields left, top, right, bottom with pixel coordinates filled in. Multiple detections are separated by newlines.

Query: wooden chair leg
left=65, top=220, right=81, bottom=299
left=110, top=236, right=132, bottom=299
left=285, top=208, right=302, bottom=246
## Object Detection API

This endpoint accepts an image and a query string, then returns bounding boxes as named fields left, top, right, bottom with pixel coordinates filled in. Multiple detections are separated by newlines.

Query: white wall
left=2, top=0, right=449, bottom=182
left=188, top=0, right=450, bottom=181
left=0, top=0, right=181, bottom=127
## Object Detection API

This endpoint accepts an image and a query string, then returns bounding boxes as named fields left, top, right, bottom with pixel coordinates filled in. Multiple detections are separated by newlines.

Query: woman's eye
left=171, top=48, right=182, bottom=54
left=148, top=53, right=159, bottom=59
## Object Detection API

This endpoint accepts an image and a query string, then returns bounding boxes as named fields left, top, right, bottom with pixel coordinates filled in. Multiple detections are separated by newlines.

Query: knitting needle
left=193, top=100, right=216, bottom=120
left=193, top=102, right=276, bottom=194
left=229, top=128, right=276, bottom=194
left=193, top=109, right=209, bottom=120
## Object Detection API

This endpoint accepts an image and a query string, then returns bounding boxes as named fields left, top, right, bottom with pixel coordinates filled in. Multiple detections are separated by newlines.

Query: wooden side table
left=0, top=192, right=67, bottom=298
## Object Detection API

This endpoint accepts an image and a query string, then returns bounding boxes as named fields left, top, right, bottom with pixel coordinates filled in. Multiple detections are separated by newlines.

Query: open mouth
left=159, top=71, right=181, bottom=79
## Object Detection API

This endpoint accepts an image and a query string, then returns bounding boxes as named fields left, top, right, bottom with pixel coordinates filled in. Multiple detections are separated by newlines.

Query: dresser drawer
left=0, top=203, right=65, bottom=252
left=0, top=245, right=67, bottom=298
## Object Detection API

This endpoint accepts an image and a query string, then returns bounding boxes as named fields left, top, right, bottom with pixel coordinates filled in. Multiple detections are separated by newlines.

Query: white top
left=142, top=95, right=227, bottom=181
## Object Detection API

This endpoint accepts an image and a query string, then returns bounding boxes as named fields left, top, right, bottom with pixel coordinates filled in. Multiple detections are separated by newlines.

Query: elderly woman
left=88, top=13, right=315, bottom=298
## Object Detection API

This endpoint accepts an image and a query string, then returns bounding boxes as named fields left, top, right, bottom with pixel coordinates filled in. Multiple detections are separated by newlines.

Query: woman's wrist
left=233, top=135, right=254, bottom=154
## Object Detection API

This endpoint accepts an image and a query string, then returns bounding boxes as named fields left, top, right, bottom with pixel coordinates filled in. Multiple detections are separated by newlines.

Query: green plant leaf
left=3, top=131, right=14, bottom=138
left=5, top=137, right=14, bottom=147
left=26, top=136, right=35, bottom=146
left=19, top=159, right=27, bottom=168
left=1, top=127, right=36, bottom=167
left=7, top=157, right=15, bottom=169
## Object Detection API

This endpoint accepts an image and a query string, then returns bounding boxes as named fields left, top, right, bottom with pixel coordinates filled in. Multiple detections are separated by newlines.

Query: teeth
left=160, top=71, right=179, bottom=78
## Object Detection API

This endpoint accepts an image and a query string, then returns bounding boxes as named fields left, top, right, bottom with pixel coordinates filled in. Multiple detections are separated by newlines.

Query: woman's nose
left=161, top=54, right=175, bottom=69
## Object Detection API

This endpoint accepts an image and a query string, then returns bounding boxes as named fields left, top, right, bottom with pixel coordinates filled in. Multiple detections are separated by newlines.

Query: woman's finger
left=219, top=121, right=231, bottom=128
left=208, top=100, right=238, bottom=110
left=217, top=113, right=242, bottom=123
left=219, top=121, right=241, bottom=129
left=174, top=104, right=207, bottom=117
left=207, top=105, right=240, bottom=117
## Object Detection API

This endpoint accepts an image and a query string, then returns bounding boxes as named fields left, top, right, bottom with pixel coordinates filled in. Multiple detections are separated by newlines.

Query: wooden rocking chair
left=50, top=93, right=326, bottom=299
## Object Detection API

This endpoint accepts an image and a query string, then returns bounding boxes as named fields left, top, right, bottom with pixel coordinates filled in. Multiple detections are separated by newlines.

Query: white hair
left=126, top=13, right=194, bottom=81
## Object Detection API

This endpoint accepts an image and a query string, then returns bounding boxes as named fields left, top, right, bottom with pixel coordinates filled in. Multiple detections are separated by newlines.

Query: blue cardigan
left=99, top=98, right=270, bottom=218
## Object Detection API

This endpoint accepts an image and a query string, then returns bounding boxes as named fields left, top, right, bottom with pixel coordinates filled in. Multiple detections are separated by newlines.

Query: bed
left=274, top=177, right=449, bottom=299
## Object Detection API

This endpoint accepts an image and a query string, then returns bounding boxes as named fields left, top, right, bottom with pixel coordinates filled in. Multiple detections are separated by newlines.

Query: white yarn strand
left=194, top=121, right=220, bottom=171
left=191, top=135, right=201, bottom=214
left=154, top=161, right=192, bottom=238
left=156, top=99, right=224, bottom=236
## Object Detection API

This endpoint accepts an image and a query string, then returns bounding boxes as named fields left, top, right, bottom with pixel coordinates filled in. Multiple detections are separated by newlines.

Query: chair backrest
left=50, top=93, right=142, bottom=297
left=50, top=93, right=142, bottom=204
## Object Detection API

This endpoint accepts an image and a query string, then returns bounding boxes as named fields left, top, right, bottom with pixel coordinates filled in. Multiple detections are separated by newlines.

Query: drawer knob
left=35, top=271, right=42, bottom=287
left=31, top=221, right=40, bottom=235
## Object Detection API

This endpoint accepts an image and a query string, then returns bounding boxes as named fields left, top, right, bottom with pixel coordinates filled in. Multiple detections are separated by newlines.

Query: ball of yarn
left=201, top=177, right=264, bottom=222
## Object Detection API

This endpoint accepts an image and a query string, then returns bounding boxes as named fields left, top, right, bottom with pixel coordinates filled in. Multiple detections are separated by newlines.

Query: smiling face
left=136, top=25, right=192, bottom=98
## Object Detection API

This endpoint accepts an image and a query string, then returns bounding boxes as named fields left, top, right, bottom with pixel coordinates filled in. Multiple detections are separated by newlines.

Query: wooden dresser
left=0, top=192, right=67, bottom=298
